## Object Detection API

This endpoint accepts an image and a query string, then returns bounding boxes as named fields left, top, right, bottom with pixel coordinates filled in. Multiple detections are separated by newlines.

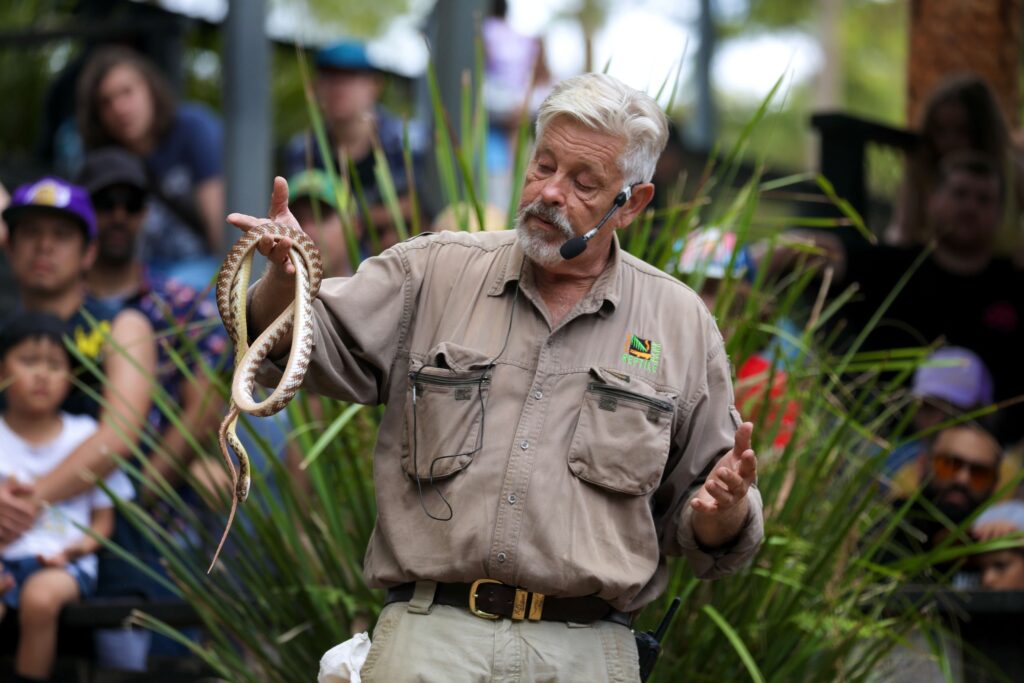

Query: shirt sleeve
left=656, top=315, right=765, bottom=579
left=252, top=243, right=412, bottom=405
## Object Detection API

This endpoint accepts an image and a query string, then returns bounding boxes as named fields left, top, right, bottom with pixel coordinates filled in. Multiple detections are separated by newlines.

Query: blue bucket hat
left=315, top=40, right=377, bottom=72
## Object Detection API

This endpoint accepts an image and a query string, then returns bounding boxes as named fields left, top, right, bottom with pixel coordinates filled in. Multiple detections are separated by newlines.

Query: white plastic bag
left=318, top=632, right=372, bottom=683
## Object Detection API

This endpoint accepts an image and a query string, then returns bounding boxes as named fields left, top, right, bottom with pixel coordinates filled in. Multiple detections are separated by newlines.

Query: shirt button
left=533, top=390, right=543, bottom=400
left=497, top=552, right=507, bottom=563
left=520, top=440, right=529, bottom=450
left=507, top=493, right=517, bottom=504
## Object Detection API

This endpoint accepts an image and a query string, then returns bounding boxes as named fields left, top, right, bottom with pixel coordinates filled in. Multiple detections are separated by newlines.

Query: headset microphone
left=559, top=186, right=632, bottom=260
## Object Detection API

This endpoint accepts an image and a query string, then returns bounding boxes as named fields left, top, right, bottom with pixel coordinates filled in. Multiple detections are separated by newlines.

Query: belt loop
left=407, top=580, right=437, bottom=615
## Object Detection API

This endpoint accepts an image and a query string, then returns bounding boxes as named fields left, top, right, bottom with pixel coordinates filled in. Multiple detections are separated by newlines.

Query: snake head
left=237, top=476, right=251, bottom=502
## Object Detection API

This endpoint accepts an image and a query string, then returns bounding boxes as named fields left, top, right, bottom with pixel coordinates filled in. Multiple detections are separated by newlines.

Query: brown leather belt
left=384, top=580, right=632, bottom=627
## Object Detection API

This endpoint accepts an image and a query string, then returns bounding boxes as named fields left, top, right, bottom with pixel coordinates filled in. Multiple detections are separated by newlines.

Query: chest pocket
left=568, top=368, right=676, bottom=496
left=402, top=343, right=493, bottom=481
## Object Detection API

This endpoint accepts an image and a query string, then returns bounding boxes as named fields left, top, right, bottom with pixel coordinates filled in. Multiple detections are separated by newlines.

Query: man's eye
left=576, top=181, right=596, bottom=192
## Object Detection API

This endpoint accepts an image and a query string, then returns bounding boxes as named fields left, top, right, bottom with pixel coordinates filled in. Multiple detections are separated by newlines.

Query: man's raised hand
left=226, top=176, right=303, bottom=277
left=691, top=421, right=757, bottom=515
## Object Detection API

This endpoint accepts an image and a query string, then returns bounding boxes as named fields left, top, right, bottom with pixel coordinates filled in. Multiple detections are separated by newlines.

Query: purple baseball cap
left=912, top=346, right=994, bottom=409
left=2, top=176, right=97, bottom=241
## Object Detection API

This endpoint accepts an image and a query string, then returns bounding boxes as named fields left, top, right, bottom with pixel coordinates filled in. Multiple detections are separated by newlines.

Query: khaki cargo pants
left=361, top=583, right=640, bottom=683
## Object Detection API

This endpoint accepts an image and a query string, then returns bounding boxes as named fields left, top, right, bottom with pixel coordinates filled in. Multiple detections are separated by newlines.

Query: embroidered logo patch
left=622, top=334, right=661, bottom=373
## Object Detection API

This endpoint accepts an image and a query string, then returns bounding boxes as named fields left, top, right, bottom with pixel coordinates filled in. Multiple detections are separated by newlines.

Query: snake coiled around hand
left=209, top=222, right=323, bottom=572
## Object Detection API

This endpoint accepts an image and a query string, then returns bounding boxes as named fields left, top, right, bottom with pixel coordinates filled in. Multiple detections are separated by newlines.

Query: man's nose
left=539, top=176, right=568, bottom=206
left=953, top=465, right=973, bottom=486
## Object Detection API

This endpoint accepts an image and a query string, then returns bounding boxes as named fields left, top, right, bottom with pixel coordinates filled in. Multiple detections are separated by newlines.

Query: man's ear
left=615, top=182, right=655, bottom=229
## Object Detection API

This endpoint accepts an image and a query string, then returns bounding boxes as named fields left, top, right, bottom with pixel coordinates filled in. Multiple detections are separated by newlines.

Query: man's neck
left=3, top=409, right=63, bottom=445
left=932, top=243, right=994, bottom=276
left=22, top=286, right=86, bottom=320
left=87, top=261, right=143, bottom=300
left=529, top=246, right=613, bottom=327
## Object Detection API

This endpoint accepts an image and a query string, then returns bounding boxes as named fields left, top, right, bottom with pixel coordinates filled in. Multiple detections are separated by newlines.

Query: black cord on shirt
left=409, top=262, right=523, bottom=521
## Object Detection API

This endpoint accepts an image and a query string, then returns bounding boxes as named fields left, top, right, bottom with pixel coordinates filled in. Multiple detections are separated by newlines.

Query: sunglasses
left=92, top=188, right=146, bottom=214
left=931, top=452, right=997, bottom=494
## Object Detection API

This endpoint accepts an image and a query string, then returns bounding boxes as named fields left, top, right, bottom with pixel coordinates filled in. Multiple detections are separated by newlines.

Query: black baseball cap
left=76, top=147, right=148, bottom=195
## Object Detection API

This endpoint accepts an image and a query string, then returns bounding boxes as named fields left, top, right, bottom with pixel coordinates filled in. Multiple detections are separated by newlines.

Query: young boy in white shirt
left=0, top=311, right=134, bottom=683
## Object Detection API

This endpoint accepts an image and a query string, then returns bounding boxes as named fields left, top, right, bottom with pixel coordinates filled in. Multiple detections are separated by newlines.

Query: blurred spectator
left=75, top=146, right=234, bottom=667
left=886, top=347, right=995, bottom=494
left=811, top=151, right=1024, bottom=445
left=482, top=0, right=551, bottom=209
left=888, top=73, right=1024, bottom=250
left=288, top=169, right=354, bottom=278
left=972, top=500, right=1024, bottom=590
left=676, top=228, right=801, bottom=449
left=281, top=40, right=425, bottom=256
left=888, top=424, right=1002, bottom=570
left=0, top=180, right=9, bottom=248
left=0, top=176, right=155, bottom=580
left=0, top=311, right=134, bottom=683
left=76, top=46, right=224, bottom=290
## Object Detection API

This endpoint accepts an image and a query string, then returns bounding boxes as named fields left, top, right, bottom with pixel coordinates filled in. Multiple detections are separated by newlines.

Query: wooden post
left=907, top=0, right=1020, bottom=127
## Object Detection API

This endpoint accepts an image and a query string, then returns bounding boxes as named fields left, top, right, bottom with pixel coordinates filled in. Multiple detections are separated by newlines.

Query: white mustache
left=519, top=200, right=574, bottom=239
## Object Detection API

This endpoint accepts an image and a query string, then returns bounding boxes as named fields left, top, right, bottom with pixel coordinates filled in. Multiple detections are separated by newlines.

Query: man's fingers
left=734, top=421, right=754, bottom=456
left=268, top=176, right=291, bottom=220
left=227, top=212, right=265, bottom=233
left=736, top=449, right=757, bottom=481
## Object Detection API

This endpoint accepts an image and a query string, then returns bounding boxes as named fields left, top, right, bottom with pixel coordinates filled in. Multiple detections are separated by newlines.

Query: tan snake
left=210, top=221, right=323, bottom=572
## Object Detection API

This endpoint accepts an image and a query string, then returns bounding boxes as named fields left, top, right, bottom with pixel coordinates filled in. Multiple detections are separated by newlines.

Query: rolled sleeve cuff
left=677, top=485, right=764, bottom=579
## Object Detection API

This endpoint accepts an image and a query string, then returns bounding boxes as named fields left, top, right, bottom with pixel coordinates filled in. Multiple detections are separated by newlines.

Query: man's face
left=98, top=64, right=156, bottom=148
left=0, top=336, right=71, bottom=416
left=315, top=68, right=381, bottom=125
left=92, top=183, right=147, bottom=266
left=7, top=213, right=94, bottom=297
left=922, top=427, right=1000, bottom=523
left=928, top=170, right=1001, bottom=253
left=515, top=116, right=626, bottom=268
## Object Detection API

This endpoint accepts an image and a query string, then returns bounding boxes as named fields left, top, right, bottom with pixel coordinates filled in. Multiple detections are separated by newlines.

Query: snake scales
left=210, top=221, right=323, bottom=571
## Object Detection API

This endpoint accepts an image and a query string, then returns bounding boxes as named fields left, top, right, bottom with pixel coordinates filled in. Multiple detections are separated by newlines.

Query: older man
left=233, top=73, right=763, bottom=681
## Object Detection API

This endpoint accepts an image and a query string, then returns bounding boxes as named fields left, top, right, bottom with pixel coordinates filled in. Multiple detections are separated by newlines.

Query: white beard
left=514, top=199, right=576, bottom=267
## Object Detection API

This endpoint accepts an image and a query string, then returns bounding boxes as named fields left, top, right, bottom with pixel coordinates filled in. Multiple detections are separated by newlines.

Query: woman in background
left=76, top=46, right=224, bottom=290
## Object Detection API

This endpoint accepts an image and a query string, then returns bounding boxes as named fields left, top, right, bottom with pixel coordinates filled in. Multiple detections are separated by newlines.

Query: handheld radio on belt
left=636, top=596, right=682, bottom=681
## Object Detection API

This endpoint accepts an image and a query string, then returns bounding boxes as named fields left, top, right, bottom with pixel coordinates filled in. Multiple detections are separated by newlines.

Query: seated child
left=0, top=311, right=134, bottom=683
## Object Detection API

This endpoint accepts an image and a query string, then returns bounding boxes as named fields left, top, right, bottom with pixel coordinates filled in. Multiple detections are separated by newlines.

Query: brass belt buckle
left=469, top=578, right=502, bottom=620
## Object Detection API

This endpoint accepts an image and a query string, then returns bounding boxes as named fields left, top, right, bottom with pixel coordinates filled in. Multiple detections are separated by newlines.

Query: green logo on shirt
left=622, top=334, right=661, bottom=373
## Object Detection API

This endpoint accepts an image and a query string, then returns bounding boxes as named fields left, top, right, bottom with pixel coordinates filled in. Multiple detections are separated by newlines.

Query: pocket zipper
left=587, top=382, right=673, bottom=413
left=410, top=371, right=491, bottom=402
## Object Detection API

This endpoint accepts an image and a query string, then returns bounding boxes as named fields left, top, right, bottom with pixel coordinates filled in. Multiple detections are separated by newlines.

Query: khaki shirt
left=257, top=230, right=764, bottom=611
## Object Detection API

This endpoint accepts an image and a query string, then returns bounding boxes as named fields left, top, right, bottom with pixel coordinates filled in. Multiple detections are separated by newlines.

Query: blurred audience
left=0, top=178, right=156, bottom=657
left=888, top=73, right=1024, bottom=250
left=76, top=46, right=224, bottom=290
left=809, top=151, right=1024, bottom=445
left=972, top=500, right=1024, bottom=590
left=0, top=311, right=134, bottom=683
left=281, top=40, right=425, bottom=256
left=287, top=169, right=354, bottom=278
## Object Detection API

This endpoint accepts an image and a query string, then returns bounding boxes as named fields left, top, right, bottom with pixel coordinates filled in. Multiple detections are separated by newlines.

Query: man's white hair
left=535, top=73, right=669, bottom=185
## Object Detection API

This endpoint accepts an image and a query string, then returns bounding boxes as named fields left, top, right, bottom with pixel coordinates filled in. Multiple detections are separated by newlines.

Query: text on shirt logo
left=622, top=334, right=661, bottom=373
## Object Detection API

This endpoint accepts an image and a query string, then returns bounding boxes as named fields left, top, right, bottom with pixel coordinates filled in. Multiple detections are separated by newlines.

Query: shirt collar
left=488, top=232, right=623, bottom=314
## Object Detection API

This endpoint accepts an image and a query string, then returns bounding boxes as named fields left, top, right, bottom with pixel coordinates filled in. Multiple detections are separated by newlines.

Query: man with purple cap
left=0, top=175, right=156, bottom=575
left=280, top=39, right=426, bottom=256
left=886, top=347, right=996, bottom=494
